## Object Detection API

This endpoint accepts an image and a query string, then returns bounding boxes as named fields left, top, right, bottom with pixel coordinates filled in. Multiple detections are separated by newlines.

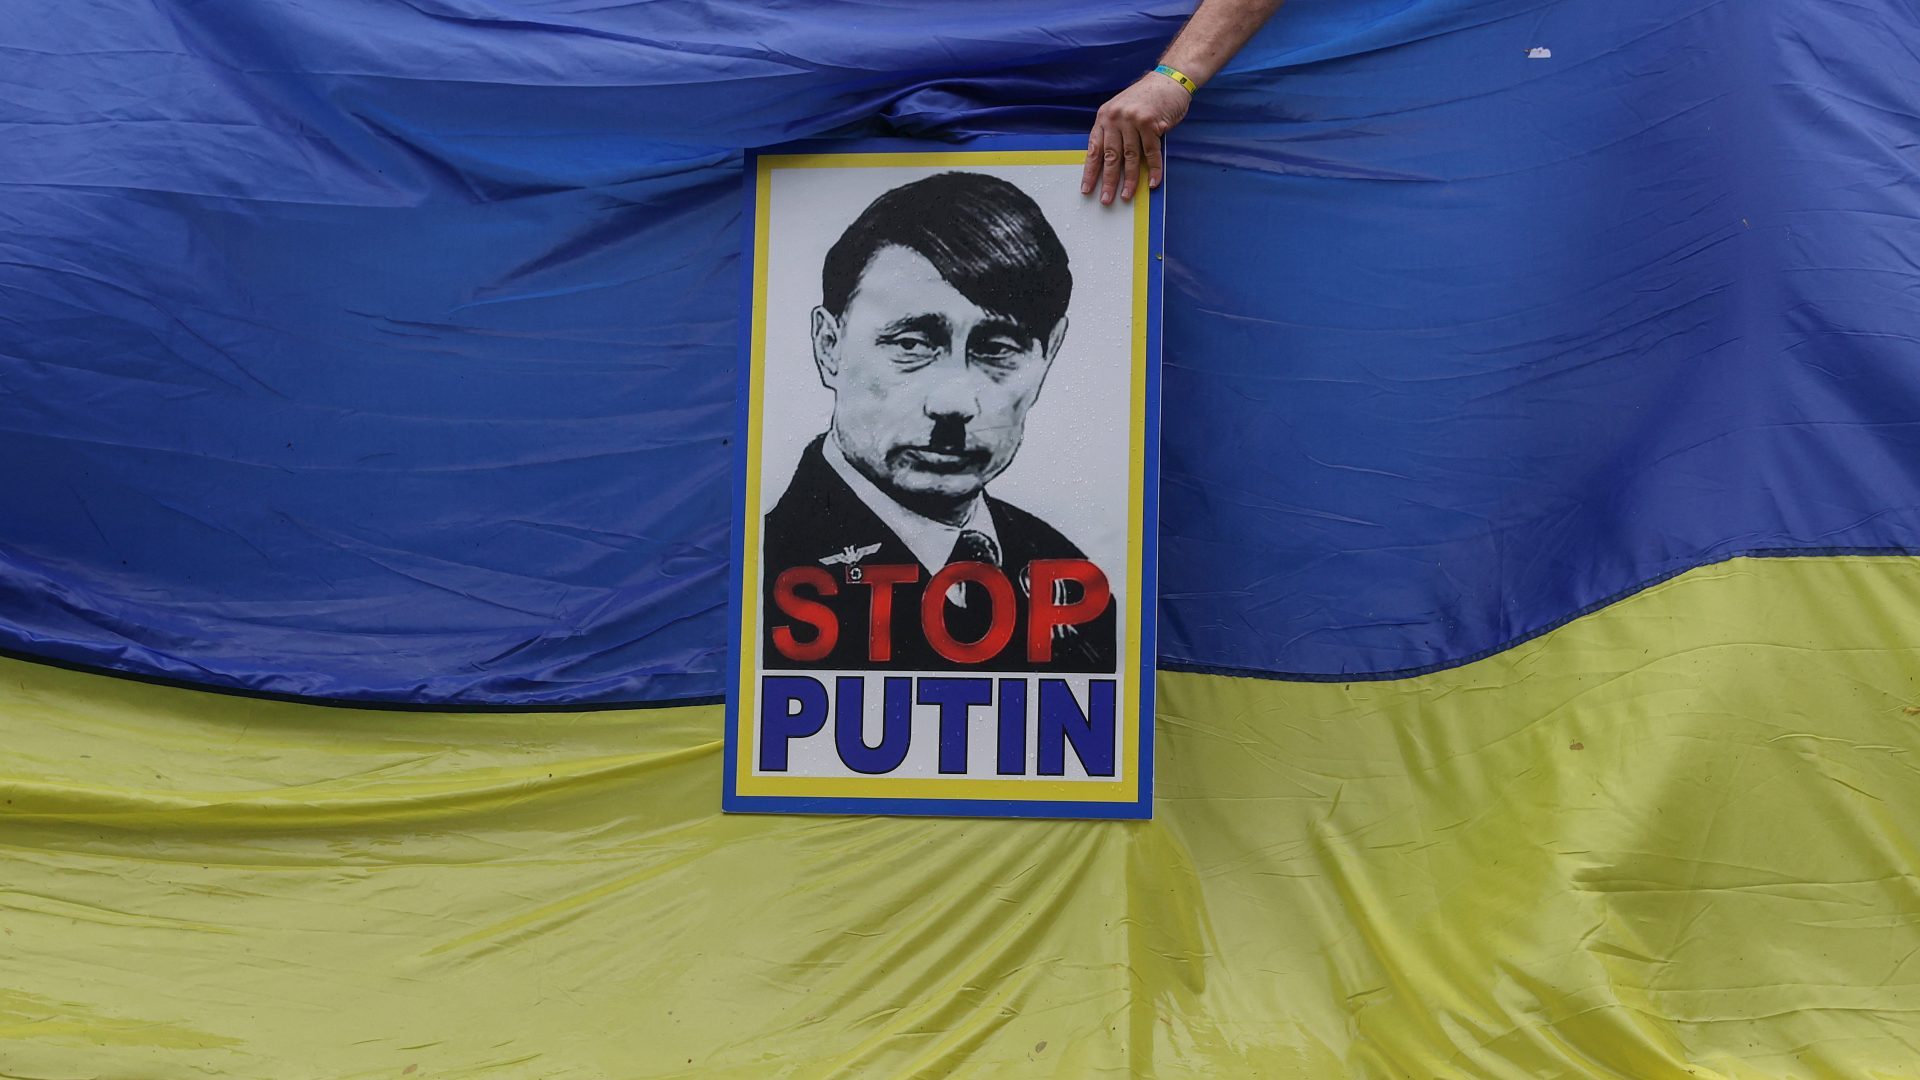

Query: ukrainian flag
left=2, top=0, right=1917, bottom=1076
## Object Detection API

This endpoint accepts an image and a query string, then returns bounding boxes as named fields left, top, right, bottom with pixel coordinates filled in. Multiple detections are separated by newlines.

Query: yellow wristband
left=1153, top=64, right=1198, bottom=95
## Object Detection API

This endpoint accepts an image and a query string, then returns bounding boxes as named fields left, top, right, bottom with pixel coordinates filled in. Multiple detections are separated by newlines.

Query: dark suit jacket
left=761, top=435, right=1118, bottom=672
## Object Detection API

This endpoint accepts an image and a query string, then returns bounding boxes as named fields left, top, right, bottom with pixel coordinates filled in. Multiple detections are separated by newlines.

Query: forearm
left=1159, top=0, right=1287, bottom=87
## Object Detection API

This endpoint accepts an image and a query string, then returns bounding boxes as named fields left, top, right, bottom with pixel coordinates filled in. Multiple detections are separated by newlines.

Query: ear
left=1042, top=317, right=1068, bottom=364
left=1026, top=317, right=1069, bottom=408
left=811, top=306, right=841, bottom=387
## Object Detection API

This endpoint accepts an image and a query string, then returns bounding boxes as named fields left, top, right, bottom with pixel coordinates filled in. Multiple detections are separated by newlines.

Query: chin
left=887, top=472, right=984, bottom=505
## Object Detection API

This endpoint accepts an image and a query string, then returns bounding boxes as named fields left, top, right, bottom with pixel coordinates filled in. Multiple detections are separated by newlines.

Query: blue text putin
left=760, top=675, right=1116, bottom=777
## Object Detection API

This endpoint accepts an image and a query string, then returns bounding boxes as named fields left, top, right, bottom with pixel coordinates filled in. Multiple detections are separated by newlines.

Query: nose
left=921, top=365, right=981, bottom=423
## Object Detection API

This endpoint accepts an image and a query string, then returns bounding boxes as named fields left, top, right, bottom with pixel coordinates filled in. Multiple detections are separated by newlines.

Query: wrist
left=1151, top=63, right=1199, bottom=95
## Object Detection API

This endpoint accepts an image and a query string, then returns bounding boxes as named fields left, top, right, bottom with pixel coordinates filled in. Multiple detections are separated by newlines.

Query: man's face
left=813, top=245, right=1066, bottom=521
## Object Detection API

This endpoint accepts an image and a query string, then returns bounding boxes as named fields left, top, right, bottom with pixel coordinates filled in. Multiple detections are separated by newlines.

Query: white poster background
left=753, top=158, right=1140, bottom=783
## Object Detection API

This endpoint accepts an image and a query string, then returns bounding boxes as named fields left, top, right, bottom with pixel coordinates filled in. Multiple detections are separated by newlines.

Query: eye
left=971, top=336, right=1026, bottom=368
left=880, top=332, right=936, bottom=356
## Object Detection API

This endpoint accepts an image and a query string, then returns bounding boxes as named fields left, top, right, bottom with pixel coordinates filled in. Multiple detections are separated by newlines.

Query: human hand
left=1082, top=73, right=1191, bottom=204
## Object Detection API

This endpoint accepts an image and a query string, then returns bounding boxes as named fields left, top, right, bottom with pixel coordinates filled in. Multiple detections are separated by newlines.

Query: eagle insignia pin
left=820, top=541, right=882, bottom=582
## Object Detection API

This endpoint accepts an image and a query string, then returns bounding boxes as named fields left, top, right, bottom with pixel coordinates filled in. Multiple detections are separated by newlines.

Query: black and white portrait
left=729, top=145, right=1157, bottom=805
left=754, top=163, right=1139, bottom=676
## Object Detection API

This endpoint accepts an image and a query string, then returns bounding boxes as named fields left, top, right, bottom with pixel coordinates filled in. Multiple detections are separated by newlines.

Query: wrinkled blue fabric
left=1, top=0, right=1916, bottom=704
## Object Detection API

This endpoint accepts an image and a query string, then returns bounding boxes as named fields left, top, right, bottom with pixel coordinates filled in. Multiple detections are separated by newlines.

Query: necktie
left=943, top=529, right=1001, bottom=649
left=949, top=529, right=1001, bottom=568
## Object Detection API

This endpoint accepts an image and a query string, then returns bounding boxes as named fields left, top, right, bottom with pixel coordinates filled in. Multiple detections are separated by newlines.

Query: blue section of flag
left=1, top=0, right=1916, bottom=703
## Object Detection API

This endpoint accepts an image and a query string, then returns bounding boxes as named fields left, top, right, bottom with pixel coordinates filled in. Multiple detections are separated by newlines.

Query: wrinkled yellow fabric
left=2, top=556, right=1918, bottom=1078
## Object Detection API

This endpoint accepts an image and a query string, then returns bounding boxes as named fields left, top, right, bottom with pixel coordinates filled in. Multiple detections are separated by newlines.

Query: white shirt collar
left=823, top=431, right=999, bottom=573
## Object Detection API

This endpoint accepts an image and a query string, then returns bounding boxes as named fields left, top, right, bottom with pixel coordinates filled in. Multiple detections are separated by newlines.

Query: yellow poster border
left=734, top=149, right=1150, bottom=805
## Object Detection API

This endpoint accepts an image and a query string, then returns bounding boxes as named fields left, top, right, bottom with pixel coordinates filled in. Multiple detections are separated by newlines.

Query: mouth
left=894, top=445, right=991, bottom=474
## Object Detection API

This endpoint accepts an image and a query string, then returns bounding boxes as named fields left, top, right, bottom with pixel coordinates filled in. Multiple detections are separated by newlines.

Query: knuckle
left=1102, top=148, right=1119, bottom=162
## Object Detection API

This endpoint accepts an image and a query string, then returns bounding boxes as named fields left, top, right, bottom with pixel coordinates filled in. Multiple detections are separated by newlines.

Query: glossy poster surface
left=725, top=140, right=1162, bottom=818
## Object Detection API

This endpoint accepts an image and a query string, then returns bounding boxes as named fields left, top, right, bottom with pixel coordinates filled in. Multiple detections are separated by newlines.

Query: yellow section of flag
left=2, top=556, right=1917, bottom=1077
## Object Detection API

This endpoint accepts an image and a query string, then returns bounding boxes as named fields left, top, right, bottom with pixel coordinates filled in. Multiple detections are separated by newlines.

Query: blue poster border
left=722, top=134, right=1163, bottom=820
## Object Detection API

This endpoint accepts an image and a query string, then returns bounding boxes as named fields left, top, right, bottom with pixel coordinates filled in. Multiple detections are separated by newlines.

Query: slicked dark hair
left=822, top=172, right=1072, bottom=342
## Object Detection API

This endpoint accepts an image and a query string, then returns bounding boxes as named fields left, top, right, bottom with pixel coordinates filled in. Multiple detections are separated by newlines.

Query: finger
left=1081, top=125, right=1104, bottom=195
left=1099, top=123, right=1123, bottom=205
left=1119, top=122, right=1144, bottom=202
left=1145, top=126, right=1164, bottom=191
